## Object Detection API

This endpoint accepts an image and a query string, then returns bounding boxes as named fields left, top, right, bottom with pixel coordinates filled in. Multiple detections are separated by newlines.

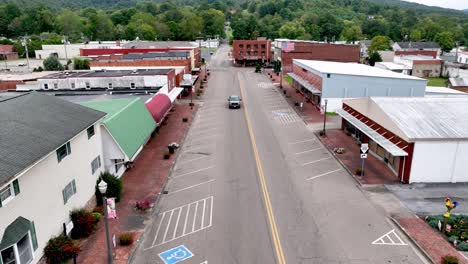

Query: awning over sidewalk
left=287, top=73, right=321, bottom=95
left=168, top=87, right=184, bottom=102
left=146, top=93, right=171, bottom=124
left=336, top=109, right=408, bottom=157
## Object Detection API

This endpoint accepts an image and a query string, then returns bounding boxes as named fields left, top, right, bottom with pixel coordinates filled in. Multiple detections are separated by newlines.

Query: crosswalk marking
left=272, top=109, right=301, bottom=125
left=372, top=229, right=407, bottom=246
left=258, top=82, right=274, bottom=89
left=149, top=197, right=214, bottom=248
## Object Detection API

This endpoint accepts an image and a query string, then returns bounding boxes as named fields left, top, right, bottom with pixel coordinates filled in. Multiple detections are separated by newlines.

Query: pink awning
left=145, top=93, right=171, bottom=124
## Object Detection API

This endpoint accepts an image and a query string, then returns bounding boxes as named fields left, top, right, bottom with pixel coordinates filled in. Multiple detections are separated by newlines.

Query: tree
left=368, top=51, right=382, bottom=66
left=57, top=10, right=83, bottom=40
left=369, top=35, right=391, bottom=53
left=201, top=8, right=225, bottom=38
left=279, top=21, right=306, bottom=40
left=43, top=55, right=64, bottom=71
left=73, top=58, right=90, bottom=70
left=341, top=22, right=362, bottom=43
left=435, top=32, right=455, bottom=53
left=410, top=29, right=422, bottom=41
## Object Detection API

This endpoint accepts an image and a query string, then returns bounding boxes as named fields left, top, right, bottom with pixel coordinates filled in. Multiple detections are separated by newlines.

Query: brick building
left=274, top=40, right=360, bottom=73
left=394, top=55, right=443, bottom=78
left=232, top=39, right=272, bottom=65
left=0, top=45, right=18, bottom=60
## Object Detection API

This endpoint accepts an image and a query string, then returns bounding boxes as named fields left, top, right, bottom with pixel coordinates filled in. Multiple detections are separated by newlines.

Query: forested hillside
left=0, top=0, right=466, bottom=57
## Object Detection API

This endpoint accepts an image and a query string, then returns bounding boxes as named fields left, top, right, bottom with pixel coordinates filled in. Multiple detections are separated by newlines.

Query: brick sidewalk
left=76, top=103, right=197, bottom=264
left=397, top=217, right=468, bottom=264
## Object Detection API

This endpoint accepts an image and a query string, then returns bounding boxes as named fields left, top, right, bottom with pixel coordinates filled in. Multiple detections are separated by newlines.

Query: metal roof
left=0, top=92, right=105, bottom=186
left=396, top=42, right=440, bottom=49
left=294, top=59, right=425, bottom=81
left=41, top=69, right=173, bottom=79
left=123, top=41, right=197, bottom=49
left=336, top=109, right=408, bottom=156
left=370, top=97, right=468, bottom=140
left=123, top=51, right=190, bottom=60
left=375, top=62, right=411, bottom=71
left=287, top=73, right=321, bottom=94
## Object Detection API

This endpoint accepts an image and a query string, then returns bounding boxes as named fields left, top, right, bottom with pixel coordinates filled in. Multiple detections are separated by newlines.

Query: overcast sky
left=403, top=0, right=468, bottom=10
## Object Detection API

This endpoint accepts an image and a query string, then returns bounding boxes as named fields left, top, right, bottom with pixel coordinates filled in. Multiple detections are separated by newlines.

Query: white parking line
left=289, top=139, right=315, bottom=145
left=306, top=169, right=342, bottom=181
left=301, top=157, right=331, bottom=166
left=173, top=166, right=215, bottom=179
left=177, top=156, right=209, bottom=165
left=147, top=196, right=214, bottom=249
left=170, top=179, right=215, bottom=194
left=295, top=147, right=322, bottom=155
left=183, top=144, right=215, bottom=153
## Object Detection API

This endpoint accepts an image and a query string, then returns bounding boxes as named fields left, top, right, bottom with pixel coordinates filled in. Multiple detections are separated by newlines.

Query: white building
left=35, top=41, right=125, bottom=59
left=392, top=42, right=441, bottom=55
left=457, top=51, right=468, bottom=64
left=288, top=59, right=427, bottom=112
left=375, top=62, right=411, bottom=75
left=338, top=97, right=468, bottom=183
left=0, top=92, right=106, bottom=264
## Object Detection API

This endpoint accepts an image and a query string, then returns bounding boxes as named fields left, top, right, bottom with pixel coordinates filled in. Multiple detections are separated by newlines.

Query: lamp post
left=98, top=180, right=114, bottom=264
left=322, top=99, right=328, bottom=136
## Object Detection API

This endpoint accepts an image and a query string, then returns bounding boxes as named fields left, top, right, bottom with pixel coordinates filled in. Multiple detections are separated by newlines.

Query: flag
left=281, top=42, right=295, bottom=52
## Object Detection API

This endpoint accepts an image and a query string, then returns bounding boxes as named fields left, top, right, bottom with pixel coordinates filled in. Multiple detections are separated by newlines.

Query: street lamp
left=98, top=180, right=114, bottom=264
left=322, top=99, right=328, bottom=136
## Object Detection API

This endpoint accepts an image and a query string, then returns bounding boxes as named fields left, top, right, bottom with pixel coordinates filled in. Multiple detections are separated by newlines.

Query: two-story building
left=0, top=92, right=106, bottom=264
left=232, top=39, right=272, bottom=66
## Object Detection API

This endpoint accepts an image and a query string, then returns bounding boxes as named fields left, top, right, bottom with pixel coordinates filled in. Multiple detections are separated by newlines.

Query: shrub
left=456, top=242, right=468, bottom=251
left=136, top=199, right=152, bottom=211
left=95, top=171, right=123, bottom=206
left=119, top=233, right=133, bottom=246
left=442, top=255, right=459, bottom=264
left=91, top=212, right=102, bottom=222
left=44, top=235, right=80, bottom=264
left=255, top=64, right=261, bottom=73
left=427, top=219, right=440, bottom=229
left=182, top=117, right=189, bottom=122
left=448, top=235, right=458, bottom=243
left=355, top=168, right=363, bottom=176
left=70, top=209, right=97, bottom=239
left=43, top=55, right=64, bottom=71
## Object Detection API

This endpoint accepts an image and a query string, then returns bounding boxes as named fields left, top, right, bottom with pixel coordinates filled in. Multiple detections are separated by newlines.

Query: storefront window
left=1, top=233, right=33, bottom=264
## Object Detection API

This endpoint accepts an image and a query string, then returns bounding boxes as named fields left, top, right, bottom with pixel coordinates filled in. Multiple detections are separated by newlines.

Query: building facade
left=0, top=93, right=105, bottom=264
left=394, top=55, right=442, bottom=78
left=337, top=97, right=468, bottom=183
left=274, top=40, right=360, bottom=73
left=0, top=45, right=18, bottom=60
left=289, top=59, right=426, bottom=112
left=232, top=39, right=272, bottom=65
left=458, top=52, right=468, bottom=65
left=392, top=42, right=441, bottom=55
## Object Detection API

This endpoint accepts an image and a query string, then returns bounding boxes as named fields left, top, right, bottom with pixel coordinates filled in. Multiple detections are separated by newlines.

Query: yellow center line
left=238, top=72, right=286, bottom=264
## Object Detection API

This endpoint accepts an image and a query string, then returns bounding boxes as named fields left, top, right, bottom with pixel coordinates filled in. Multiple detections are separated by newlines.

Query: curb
left=390, top=217, right=435, bottom=264
left=127, top=103, right=199, bottom=264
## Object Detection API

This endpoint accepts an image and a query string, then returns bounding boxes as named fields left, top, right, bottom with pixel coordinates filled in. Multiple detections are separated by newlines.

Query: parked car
left=17, top=62, right=26, bottom=66
left=228, top=95, right=242, bottom=109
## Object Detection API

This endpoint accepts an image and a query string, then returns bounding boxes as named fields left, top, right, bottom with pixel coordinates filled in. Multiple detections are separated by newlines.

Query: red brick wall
left=395, top=50, right=437, bottom=58
left=281, top=43, right=360, bottom=73
left=342, top=103, right=414, bottom=183
left=166, top=69, right=176, bottom=92
left=91, top=59, right=191, bottom=73
left=232, top=40, right=271, bottom=62
left=292, top=64, right=323, bottom=91
left=449, top=86, right=468, bottom=92
left=0, top=80, right=24, bottom=90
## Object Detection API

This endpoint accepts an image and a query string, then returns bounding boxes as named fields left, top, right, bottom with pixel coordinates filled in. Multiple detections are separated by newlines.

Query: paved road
left=131, top=45, right=428, bottom=264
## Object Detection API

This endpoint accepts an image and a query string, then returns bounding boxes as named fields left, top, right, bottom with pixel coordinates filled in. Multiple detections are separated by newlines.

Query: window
left=53, top=83, right=58, bottom=89
left=91, top=156, right=101, bottom=174
left=43, top=83, right=48, bottom=89
left=0, top=179, right=20, bottom=207
left=71, top=82, right=75, bottom=89
left=239, top=51, right=243, bottom=56
left=261, top=51, right=265, bottom=56
left=327, top=74, right=331, bottom=78
left=62, top=179, right=77, bottom=204
left=114, top=159, right=124, bottom=173
left=247, top=51, right=251, bottom=56
left=246, top=44, right=251, bottom=49
left=239, top=44, right=243, bottom=49
left=1, top=233, right=33, bottom=264
left=87, top=125, right=95, bottom=139
left=56, top=142, right=71, bottom=163
left=108, top=83, right=113, bottom=89
left=85, top=82, right=90, bottom=89
left=254, top=44, right=258, bottom=49
left=130, top=83, right=136, bottom=89
left=261, top=44, right=266, bottom=49
left=254, top=51, right=258, bottom=56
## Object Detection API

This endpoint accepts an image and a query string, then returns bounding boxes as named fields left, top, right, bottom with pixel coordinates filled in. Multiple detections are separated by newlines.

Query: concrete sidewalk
left=75, top=103, right=197, bottom=264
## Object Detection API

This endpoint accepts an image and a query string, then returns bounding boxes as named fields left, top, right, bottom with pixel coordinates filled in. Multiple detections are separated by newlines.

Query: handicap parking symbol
left=159, top=245, right=193, bottom=264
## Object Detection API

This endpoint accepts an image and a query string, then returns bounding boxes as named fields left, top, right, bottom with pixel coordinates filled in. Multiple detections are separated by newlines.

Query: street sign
left=159, top=245, right=193, bottom=264
left=360, top=154, right=367, bottom=159
left=360, top=143, right=369, bottom=154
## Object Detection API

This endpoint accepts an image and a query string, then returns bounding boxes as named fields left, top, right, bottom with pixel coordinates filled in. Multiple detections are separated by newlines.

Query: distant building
left=337, top=97, right=468, bottom=183
left=0, top=45, right=18, bottom=60
left=35, top=41, right=125, bottom=59
left=232, top=39, right=272, bottom=66
left=81, top=98, right=156, bottom=178
left=392, top=42, right=441, bottom=55
left=394, top=55, right=443, bottom=78
left=274, top=39, right=360, bottom=73
left=449, top=78, right=468, bottom=92
left=425, top=86, right=467, bottom=97
left=0, top=72, right=55, bottom=91
left=289, top=59, right=426, bottom=112
left=375, top=62, right=411, bottom=75
left=457, top=51, right=468, bottom=64
left=0, top=92, right=106, bottom=264
left=20, top=69, right=176, bottom=93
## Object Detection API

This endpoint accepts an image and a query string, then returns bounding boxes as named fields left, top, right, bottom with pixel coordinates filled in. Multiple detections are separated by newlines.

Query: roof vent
left=132, top=69, right=137, bottom=74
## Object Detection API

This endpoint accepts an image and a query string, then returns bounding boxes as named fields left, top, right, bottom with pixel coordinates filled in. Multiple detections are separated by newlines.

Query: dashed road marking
left=306, top=169, right=342, bottom=181
left=148, top=197, right=214, bottom=249
left=372, top=229, right=407, bottom=246
left=177, top=156, right=209, bottom=165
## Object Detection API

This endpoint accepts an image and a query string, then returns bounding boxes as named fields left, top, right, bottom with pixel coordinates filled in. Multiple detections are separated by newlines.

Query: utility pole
left=322, top=99, right=328, bottom=136
left=63, top=35, right=69, bottom=61
left=22, top=36, right=30, bottom=71
left=1, top=55, right=7, bottom=70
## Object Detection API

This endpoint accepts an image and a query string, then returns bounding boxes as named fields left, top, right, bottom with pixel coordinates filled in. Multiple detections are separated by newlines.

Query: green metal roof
left=0, top=217, right=31, bottom=250
left=81, top=98, right=156, bottom=160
